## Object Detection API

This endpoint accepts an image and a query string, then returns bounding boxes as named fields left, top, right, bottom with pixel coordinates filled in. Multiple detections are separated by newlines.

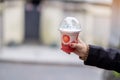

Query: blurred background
left=0, top=0, right=120, bottom=80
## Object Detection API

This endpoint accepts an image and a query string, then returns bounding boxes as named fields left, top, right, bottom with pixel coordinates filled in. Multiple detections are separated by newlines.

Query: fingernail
left=70, top=44, right=74, bottom=47
left=68, top=43, right=71, bottom=46
left=71, top=44, right=73, bottom=46
left=68, top=43, right=72, bottom=46
left=69, top=43, right=72, bottom=46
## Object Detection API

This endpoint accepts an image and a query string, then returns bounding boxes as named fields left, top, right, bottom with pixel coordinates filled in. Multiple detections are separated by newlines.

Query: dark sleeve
left=84, top=45, right=120, bottom=73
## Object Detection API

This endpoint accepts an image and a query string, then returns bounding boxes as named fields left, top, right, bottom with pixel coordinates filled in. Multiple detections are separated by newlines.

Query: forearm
left=84, top=45, right=120, bottom=73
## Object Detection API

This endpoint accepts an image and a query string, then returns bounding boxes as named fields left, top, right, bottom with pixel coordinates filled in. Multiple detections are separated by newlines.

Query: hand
left=69, top=39, right=89, bottom=61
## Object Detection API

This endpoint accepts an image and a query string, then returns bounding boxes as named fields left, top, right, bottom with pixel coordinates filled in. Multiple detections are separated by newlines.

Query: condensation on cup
left=59, top=17, right=81, bottom=53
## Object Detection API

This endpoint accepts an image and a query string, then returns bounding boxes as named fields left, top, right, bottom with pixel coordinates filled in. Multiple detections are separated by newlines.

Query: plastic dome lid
left=59, top=17, right=81, bottom=32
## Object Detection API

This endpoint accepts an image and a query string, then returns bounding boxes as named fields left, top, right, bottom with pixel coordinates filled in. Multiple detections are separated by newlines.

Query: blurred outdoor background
left=0, top=0, right=120, bottom=80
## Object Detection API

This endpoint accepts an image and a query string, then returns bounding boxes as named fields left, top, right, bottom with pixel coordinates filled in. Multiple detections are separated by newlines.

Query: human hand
left=69, top=39, right=89, bottom=61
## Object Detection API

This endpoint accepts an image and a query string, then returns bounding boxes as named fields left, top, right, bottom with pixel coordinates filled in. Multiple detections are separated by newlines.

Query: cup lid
left=59, top=17, right=81, bottom=32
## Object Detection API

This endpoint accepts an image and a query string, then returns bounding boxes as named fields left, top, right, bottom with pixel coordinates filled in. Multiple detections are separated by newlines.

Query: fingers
left=73, top=49, right=84, bottom=57
left=69, top=42, right=82, bottom=49
left=69, top=43, right=78, bottom=48
left=73, top=50, right=80, bottom=56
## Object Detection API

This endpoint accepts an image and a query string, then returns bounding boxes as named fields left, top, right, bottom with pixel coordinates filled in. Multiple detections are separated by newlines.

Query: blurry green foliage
left=113, top=71, right=120, bottom=78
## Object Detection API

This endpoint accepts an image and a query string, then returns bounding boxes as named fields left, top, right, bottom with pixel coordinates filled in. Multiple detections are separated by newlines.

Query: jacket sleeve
left=84, top=45, right=120, bottom=73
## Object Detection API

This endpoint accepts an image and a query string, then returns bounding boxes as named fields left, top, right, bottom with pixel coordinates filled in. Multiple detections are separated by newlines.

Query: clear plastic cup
left=59, top=17, right=81, bottom=53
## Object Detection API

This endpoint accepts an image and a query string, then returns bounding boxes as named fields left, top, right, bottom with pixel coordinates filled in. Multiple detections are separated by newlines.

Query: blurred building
left=109, top=0, right=120, bottom=48
left=1, top=0, right=112, bottom=47
left=2, top=0, right=25, bottom=45
left=0, top=1, right=3, bottom=48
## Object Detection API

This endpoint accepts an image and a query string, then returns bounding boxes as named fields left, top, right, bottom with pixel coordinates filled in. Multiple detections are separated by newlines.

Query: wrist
left=79, top=44, right=89, bottom=61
